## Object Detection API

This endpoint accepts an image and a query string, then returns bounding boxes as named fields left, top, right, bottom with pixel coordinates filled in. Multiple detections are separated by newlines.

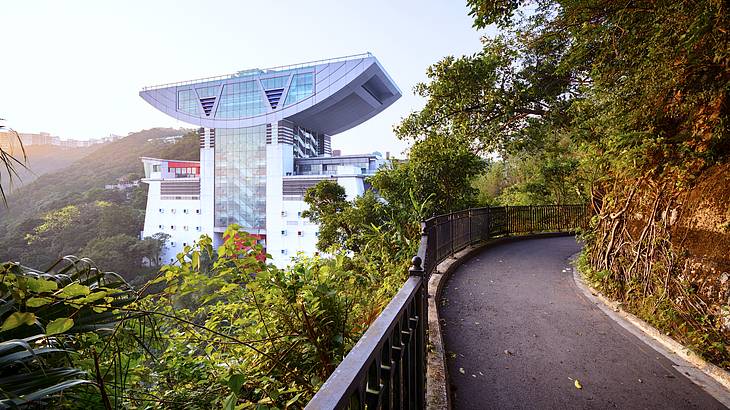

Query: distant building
left=138, top=53, right=400, bottom=266
left=104, top=180, right=141, bottom=190
left=147, top=135, right=185, bottom=144
left=16, top=132, right=122, bottom=148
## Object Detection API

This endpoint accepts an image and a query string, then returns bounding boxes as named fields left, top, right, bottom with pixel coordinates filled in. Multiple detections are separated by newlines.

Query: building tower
left=139, top=53, right=401, bottom=266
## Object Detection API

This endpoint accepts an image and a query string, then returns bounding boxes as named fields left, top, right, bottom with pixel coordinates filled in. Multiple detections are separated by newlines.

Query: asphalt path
left=440, top=236, right=725, bottom=409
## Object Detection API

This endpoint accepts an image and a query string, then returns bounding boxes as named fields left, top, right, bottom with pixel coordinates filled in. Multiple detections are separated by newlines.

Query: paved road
left=440, top=236, right=725, bottom=409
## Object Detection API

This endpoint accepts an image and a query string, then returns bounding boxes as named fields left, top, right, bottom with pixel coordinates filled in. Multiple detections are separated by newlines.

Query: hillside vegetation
left=0, top=143, right=101, bottom=188
left=0, top=128, right=198, bottom=279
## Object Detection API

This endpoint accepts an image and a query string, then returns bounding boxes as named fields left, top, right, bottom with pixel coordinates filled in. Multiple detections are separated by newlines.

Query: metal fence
left=306, top=204, right=588, bottom=409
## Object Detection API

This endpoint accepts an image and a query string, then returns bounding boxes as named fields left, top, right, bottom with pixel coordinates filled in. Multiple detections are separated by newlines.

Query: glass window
left=284, top=72, right=314, bottom=106
left=177, top=89, right=198, bottom=115
left=215, top=81, right=267, bottom=119
left=196, top=86, right=218, bottom=99
left=214, top=126, right=267, bottom=230
left=260, top=76, right=288, bottom=90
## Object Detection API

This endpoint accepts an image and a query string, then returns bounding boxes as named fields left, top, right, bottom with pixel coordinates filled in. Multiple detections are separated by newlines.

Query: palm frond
left=0, top=256, right=141, bottom=407
left=0, top=123, right=28, bottom=207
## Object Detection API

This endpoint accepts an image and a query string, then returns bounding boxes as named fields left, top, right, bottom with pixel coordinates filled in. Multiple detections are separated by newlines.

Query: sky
left=1, top=0, right=491, bottom=157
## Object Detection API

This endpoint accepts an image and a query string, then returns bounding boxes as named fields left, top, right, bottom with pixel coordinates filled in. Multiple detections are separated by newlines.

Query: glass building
left=139, top=53, right=401, bottom=266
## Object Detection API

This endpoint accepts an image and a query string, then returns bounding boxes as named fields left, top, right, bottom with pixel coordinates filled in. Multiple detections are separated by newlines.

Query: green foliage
left=0, top=128, right=193, bottom=225
left=80, top=234, right=145, bottom=280
left=475, top=136, right=586, bottom=206
left=75, top=226, right=400, bottom=408
left=370, top=135, right=486, bottom=217
left=0, top=224, right=410, bottom=408
left=0, top=257, right=137, bottom=407
left=0, top=129, right=198, bottom=280
left=303, top=181, right=394, bottom=255
left=302, top=180, right=352, bottom=251
left=133, top=232, right=170, bottom=270
left=97, top=202, right=144, bottom=238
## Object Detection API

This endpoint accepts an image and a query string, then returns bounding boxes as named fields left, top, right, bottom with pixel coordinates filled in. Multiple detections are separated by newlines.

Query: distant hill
left=1, top=143, right=101, bottom=188
left=0, top=127, right=197, bottom=230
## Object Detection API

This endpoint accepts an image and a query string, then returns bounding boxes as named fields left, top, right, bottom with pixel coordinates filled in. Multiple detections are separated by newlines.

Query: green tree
left=371, top=135, right=486, bottom=216
left=303, top=181, right=388, bottom=253
left=133, top=232, right=170, bottom=268
left=302, top=180, right=350, bottom=251
left=97, top=202, right=144, bottom=238
left=80, top=234, right=143, bottom=279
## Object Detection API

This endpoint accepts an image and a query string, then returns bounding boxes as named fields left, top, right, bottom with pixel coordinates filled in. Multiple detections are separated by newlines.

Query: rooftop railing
left=141, top=52, right=373, bottom=91
left=306, top=204, right=589, bottom=409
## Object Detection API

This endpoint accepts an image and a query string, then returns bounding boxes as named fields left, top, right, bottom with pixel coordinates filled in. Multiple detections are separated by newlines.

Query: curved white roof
left=139, top=53, right=401, bottom=135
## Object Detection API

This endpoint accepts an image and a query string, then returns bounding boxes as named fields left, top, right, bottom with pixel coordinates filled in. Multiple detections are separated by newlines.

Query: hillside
left=0, top=127, right=196, bottom=228
left=0, top=127, right=198, bottom=275
left=0, top=143, right=102, bottom=188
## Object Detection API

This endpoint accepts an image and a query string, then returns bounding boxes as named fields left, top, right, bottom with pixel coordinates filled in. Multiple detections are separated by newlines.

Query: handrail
left=141, top=52, right=373, bottom=91
left=305, top=276, right=425, bottom=409
left=306, top=204, right=589, bottom=409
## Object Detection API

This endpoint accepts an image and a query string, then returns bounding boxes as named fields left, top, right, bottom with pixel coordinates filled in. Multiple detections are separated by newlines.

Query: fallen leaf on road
left=574, top=379, right=582, bottom=389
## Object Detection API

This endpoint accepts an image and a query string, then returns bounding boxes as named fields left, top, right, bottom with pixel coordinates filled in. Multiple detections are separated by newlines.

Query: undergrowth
left=577, top=252, right=729, bottom=369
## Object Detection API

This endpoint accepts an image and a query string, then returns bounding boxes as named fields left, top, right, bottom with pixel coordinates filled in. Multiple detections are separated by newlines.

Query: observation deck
left=140, top=53, right=401, bottom=135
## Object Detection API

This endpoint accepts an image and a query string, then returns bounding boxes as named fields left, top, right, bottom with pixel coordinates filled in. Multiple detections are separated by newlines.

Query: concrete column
left=200, top=128, right=217, bottom=246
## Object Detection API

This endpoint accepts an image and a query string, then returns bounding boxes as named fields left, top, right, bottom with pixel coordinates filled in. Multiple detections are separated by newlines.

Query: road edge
left=570, top=253, right=730, bottom=408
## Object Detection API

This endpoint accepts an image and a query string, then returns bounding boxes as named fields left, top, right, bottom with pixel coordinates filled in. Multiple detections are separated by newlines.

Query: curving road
left=440, top=236, right=725, bottom=409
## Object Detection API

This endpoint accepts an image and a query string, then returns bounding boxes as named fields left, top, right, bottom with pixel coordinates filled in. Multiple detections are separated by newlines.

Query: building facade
left=139, top=53, right=400, bottom=266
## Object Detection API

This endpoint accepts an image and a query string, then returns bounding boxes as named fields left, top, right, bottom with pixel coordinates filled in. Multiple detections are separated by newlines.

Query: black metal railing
left=306, top=204, right=588, bottom=409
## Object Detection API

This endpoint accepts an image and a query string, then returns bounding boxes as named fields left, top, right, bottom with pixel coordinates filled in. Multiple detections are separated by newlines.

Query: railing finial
left=409, top=256, right=424, bottom=276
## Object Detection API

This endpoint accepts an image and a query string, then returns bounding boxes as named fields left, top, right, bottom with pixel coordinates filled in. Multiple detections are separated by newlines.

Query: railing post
left=468, top=209, right=473, bottom=245
left=529, top=204, right=534, bottom=233
left=450, top=213, right=455, bottom=256
left=409, top=256, right=426, bottom=410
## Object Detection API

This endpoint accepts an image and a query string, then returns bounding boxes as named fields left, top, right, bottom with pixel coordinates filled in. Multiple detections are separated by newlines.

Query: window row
left=168, top=167, right=198, bottom=175
left=157, top=225, right=201, bottom=231
left=280, top=230, right=318, bottom=237
left=280, top=211, right=303, bottom=217
left=158, top=208, right=201, bottom=214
